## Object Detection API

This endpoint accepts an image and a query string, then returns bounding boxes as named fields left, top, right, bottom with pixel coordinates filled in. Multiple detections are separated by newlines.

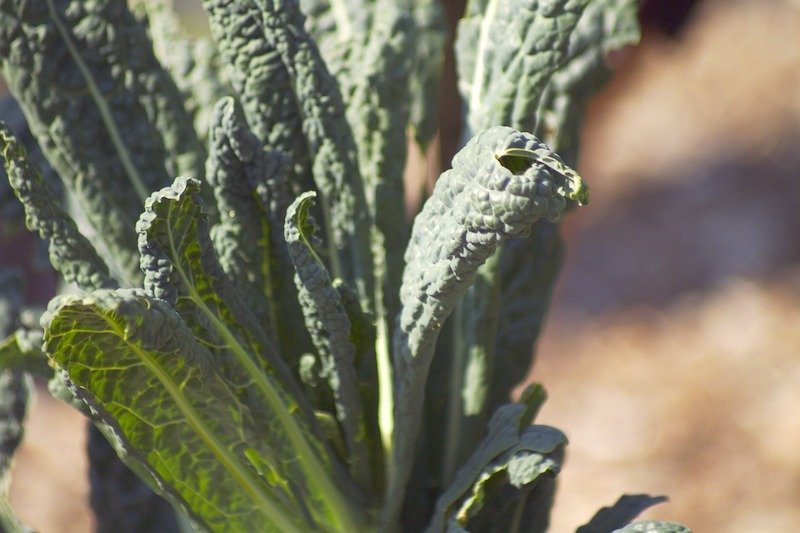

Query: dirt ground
left=7, top=0, right=800, bottom=531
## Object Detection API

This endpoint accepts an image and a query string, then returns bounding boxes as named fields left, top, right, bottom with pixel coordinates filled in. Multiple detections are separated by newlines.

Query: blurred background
left=3, top=0, right=800, bottom=531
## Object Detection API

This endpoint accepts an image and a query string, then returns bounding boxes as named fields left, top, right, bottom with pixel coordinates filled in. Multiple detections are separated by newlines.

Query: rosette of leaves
left=0, top=0, right=690, bottom=531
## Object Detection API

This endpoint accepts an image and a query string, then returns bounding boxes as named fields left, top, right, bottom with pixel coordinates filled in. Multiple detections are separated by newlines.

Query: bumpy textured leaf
left=577, top=494, right=669, bottom=533
left=0, top=0, right=203, bottom=281
left=0, top=123, right=117, bottom=292
left=445, top=0, right=591, bottom=450
left=456, top=0, right=590, bottom=136
left=43, top=289, right=314, bottom=532
left=207, top=97, right=313, bottom=369
left=534, top=0, right=641, bottom=162
left=426, top=385, right=561, bottom=532
left=130, top=0, right=230, bottom=145
left=285, top=192, right=370, bottom=490
left=301, top=0, right=416, bottom=451
left=385, top=127, right=587, bottom=525
left=0, top=96, right=60, bottom=223
left=614, top=522, right=693, bottom=533
left=202, top=0, right=375, bottom=312
left=207, top=98, right=278, bottom=333
left=136, top=177, right=362, bottom=530
left=491, top=0, right=639, bottom=409
left=202, top=0, right=310, bottom=187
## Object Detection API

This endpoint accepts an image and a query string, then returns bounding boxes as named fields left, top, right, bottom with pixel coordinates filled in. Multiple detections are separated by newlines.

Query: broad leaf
left=44, top=289, right=313, bottom=532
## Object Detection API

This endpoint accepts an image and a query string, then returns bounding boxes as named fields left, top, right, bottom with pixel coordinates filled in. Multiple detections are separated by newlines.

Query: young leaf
left=0, top=0, right=203, bottom=281
left=426, top=385, right=560, bottom=532
left=0, top=123, right=117, bottom=292
left=207, top=98, right=280, bottom=334
left=577, top=494, right=669, bottom=533
left=385, top=126, right=587, bottom=525
left=44, top=289, right=313, bottom=532
left=285, top=191, right=371, bottom=490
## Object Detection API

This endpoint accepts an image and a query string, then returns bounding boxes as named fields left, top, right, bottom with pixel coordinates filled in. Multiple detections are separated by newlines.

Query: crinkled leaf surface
left=137, top=177, right=362, bottom=531
left=285, top=192, right=371, bottom=490
left=426, top=385, right=560, bottom=532
left=43, top=289, right=311, bottom=532
left=456, top=0, right=589, bottom=135
left=203, top=0, right=375, bottom=312
left=0, top=124, right=116, bottom=292
left=385, top=126, right=586, bottom=525
left=0, top=0, right=203, bottom=281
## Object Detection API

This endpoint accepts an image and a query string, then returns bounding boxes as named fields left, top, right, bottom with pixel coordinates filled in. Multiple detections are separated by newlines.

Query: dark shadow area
left=555, top=129, right=800, bottom=315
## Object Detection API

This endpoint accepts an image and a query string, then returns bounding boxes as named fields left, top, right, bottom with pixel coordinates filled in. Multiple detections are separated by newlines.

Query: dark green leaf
left=577, top=494, right=669, bottom=533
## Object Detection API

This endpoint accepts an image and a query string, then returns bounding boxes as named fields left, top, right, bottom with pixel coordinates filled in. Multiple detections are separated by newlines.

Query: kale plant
left=0, top=0, right=690, bottom=531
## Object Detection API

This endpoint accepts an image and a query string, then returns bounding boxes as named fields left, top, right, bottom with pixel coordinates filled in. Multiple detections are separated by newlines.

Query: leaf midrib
left=162, top=194, right=360, bottom=532
left=43, top=0, right=151, bottom=203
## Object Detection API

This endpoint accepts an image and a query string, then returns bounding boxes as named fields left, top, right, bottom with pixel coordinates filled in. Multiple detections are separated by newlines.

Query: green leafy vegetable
left=0, top=0, right=691, bottom=530
left=44, top=289, right=314, bottom=532
left=577, top=494, right=670, bottom=533
left=285, top=191, right=371, bottom=490
left=0, top=0, right=203, bottom=281
left=385, top=126, right=587, bottom=525
left=0, top=123, right=116, bottom=292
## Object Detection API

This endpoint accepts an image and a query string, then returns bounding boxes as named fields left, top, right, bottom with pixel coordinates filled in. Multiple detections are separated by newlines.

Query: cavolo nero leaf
left=491, top=0, right=640, bottom=410
left=206, top=96, right=314, bottom=370
left=456, top=0, right=590, bottom=137
left=385, top=126, right=587, bottom=525
left=43, top=289, right=313, bottom=532
left=202, top=0, right=375, bottom=314
left=577, top=494, right=669, bottom=533
left=137, top=177, right=363, bottom=531
left=426, top=385, right=563, bottom=533
left=0, top=123, right=117, bottom=292
left=0, top=122, right=178, bottom=530
left=442, top=0, right=591, bottom=472
left=534, top=0, right=641, bottom=162
left=206, top=97, right=280, bottom=341
left=0, top=0, right=204, bottom=282
left=285, top=192, right=371, bottom=491
left=301, top=0, right=417, bottom=454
